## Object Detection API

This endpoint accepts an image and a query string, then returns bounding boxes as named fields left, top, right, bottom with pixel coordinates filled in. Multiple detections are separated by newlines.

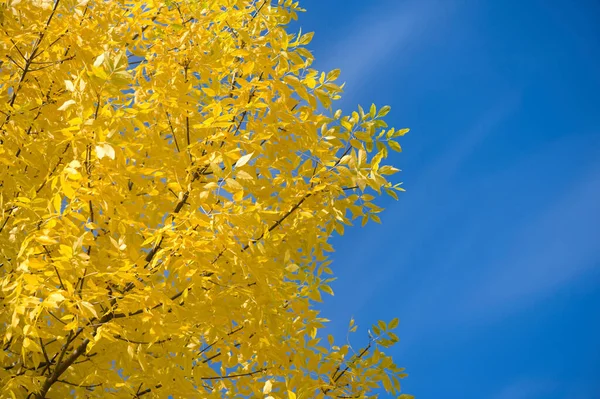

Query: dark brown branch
left=6, top=36, right=26, bottom=60
left=28, top=55, right=75, bottom=71
left=53, top=267, right=65, bottom=290
left=201, top=367, right=267, bottom=381
left=135, top=383, right=162, bottom=397
left=39, top=339, right=51, bottom=375
left=202, top=352, right=221, bottom=363
left=0, top=207, right=16, bottom=234
left=35, top=29, right=70, bottom=58
left=56, top=379, right=101, bottom=390
left=47, top=310, right=66, bottom=325
left=185, top=115, right=191, bottom=162
left=72, top=352, right=97, bottom=365
left=144, top=236, right=164, bottom=262
left=36, top=337, right=90, bottom=398
left=131, top=7, right=163, bottom=42
left=197, top=325, right=244, bottom=360
left=113, top=287, right=188, bottom=319
left=6, top=55, right=25, bottom=71
left=252, top=0, right=268, bottom=20
left=36, top=142, right=71, bottom=194
left=165, top=112, right=180, bottom=152
left=324, top=340, right=374, bottom=395
left=242, top=193, right=312, bottom=252
left=2, top=0, right=61, bottom=125
left=113, top=335, right=171, bottom=345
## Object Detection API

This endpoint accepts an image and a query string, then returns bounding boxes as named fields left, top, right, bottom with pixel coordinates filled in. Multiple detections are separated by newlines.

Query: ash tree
left=0, top=0, right=411, bottom=398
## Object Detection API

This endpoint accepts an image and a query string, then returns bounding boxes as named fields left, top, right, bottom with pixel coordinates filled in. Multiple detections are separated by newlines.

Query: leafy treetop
left=0, top=0, right=410, bottom=398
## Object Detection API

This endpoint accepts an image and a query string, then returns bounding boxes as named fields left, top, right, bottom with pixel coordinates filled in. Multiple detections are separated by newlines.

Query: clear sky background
left=292, top=1, right=600, bottom=398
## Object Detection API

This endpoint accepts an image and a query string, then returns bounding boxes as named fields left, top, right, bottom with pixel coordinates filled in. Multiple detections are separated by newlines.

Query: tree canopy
left=0, top=1, right=410, bottom=397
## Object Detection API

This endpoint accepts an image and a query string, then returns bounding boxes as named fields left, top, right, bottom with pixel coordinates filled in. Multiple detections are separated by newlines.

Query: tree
left=0, top=1, right=411, bottom=397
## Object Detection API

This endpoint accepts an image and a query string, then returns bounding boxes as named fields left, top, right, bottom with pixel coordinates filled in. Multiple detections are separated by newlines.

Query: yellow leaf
left=235, top=170, right=253, bottom=180
left=388, top=140, right=402, bottom=152
left=285, top=264, right=299, bottom=273
left=36, top=235, right=57, bottom=245
left=235, top=152, right=253, bottom=168
left=81, top=301, right=98, bottom=318
left=263, top=380, right=273, bottom=395
left=93, top=53, right=105, bottom=67
left=2, top=2, right=410, bottom=394
left=127, top=344, right=134, bottom=359
left=45, top=292, right=65, bottom=308
left=65, top=80, right=75, bottom=92
left=57, top=99, right=76, bottom=111
left=202, top=87, right=216, bottom=96
left=96, top=143, right=115, bottom=160
left=225, top=178, right=242, bottom=191
left=327, top=69, right=341, bottom=81
left=321, top=285, right=334, bottom=296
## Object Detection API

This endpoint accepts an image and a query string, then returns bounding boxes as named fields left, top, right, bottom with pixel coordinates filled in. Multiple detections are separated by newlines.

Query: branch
left=36, top=338, right=90, bottom=398
left=56, top=379, right=101, bottom=391
left=251, top=0, right=268, bottom=21
left=1, top=0, right=61, bottom=127
left=201, top=367, right=267, bottom=381
left=113, top=287, right=188, bottom=319
left=135, top=383, right=162, bottom=397
left=47, top=310, right=66, bottom=325
left=193, top=325, right=245, bottom=367
left=242, top=192, right=312, bottom=252
left=39, top=339, right=51, bottom=375
left=113, top=335, right=171, bottom=345
left=130, top=7, right=163, bottom=42
left=324, top=339, right=374, bottom=395
left=165, top=112, right=180, bottom=152
left=53, top=266, right=65, bottom=290
left=35, top=142, right=71, bottom=194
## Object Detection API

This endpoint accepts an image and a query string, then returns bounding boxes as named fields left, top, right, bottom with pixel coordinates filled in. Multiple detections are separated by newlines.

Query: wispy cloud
left=489, top=379, right=555, bottom=399
left=462, top=161, right=600, bottom=318
left=333, top=95, right=599, bottom=337
left=329, top=94, right=520, bottom=315
left=319, top=0, right=452, bottom=99
left=398, top=143, right=600, bottom=335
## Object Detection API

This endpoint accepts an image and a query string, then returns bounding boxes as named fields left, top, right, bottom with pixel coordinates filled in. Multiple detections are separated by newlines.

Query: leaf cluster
left=0, top=1, right=410, bottom=397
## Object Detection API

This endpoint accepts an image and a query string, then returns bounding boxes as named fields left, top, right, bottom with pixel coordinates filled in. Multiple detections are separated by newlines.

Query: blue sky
left=293, top=0, right=600, bottom=398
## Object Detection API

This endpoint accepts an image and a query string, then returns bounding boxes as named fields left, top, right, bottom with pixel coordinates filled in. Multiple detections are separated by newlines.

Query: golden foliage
left=0, top=0, right=410, bottom=397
